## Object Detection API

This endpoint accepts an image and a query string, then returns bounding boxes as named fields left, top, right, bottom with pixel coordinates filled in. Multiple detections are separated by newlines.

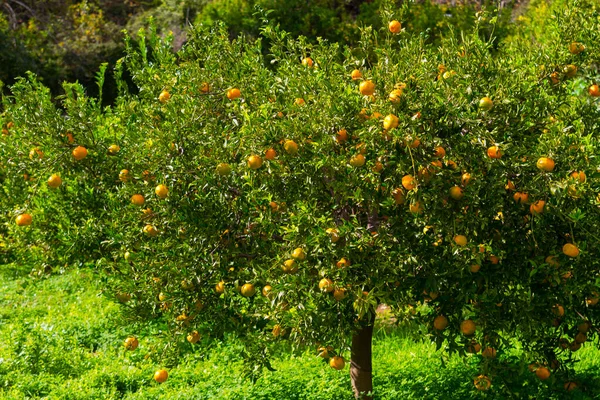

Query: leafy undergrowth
left=0, top=268, right=598, bottom=399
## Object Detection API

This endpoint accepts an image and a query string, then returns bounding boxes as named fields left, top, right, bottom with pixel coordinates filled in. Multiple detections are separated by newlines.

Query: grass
left=0, top=266, right=599, bottom=399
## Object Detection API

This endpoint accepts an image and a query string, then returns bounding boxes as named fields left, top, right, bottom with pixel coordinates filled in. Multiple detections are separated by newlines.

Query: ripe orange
left=349, top=154, right=365, bottom=167
left=326, top=228, right=340, bottom=243
left=359, top=80, right=375, bottom=96
left=474, top=375, right=491, bottom=391
left=72, top=146, right=88, bottom=160
left=449, top=186, right=464, bottom=200
left=200, top=82, right=210, bottom=93
left=333, top=288, right=346, bottom=301
left=454, top=235, right=467, bottom=246
left=562, top=243, right=579, bottom=257
left=505, top=180, right=515, bottom=191
left=108, top=144, right=120, bottom=155
left=536, top=366, right=551, bottom=380
left=401, top=175, right=416, bottom=190
left=302, top=57, right=314, bottom=67
left=264, top=148, right=277, bottom=160
left=536, top=157, right=555, bottom=172
left=487, top=145, right=501, bottom=159
left=351, top=69, right=362, bottom=80
left=329, top=356, right=345, bottom=370
left=284, top=140, right=298, bottom=155
left=489, top=255, right=500, bottom=264
left=388, top=89, right=402, bottom=103
left=409, top=201, right=423, bottom=214
left=564, top=381, right=578, bottom=391
left=563, top=64, right=577, bottom=77
left=131, top=194, right=145, bottom=206
left=460, top=319, right=476, bottom=336
left=272, top=324, right=283, bottom=337
left=545, top=255, right=559, bottom=267
left=372, top=161, right=383, bottom=173
left=589, top=84, right=600, bottom=97
left=433, top=315, right=448, bottom=330
left=143, top=225, right=158, bottom=237
left=570, top=171, right=586, bottom=183
left=569, top=42, right=585, bottom=54
left=16, top=214, right=32, bottom=226
left=247, top=155, right=263, bottom=170
left=119, top=169, right=130, bottom=182
left=294, top=98, right=306, bottom=106
left=158, top=90, right=171, bottom=103
left=552, top=304, right=565, bottom=317
left=470, top=264, right=481, bottom=273
left=388, top=20, right=401, bottom=33
left=383, top=114, right=399, bottom=130
left=187, top=330, right=201, bottom=344
left=215, top=281, right=225, bottom=294
left=154, top=369, right=168, bottom=383
left=124, top=336, right=139, bottom=350
left=282, top=259, right=298, bottom=274
left=445, top=159, right=457, bottom=169
left=240, top=283, right=256, bottom=297
left=481, top=347, right=497, bottom=358
left=292, top=247, right=306, bottom=261
left=261, top=285, right=272, bottom=297
left=336, top=129, right=348, bottom=144
left=227, top=88, right=241, bottom=100
left=155, top=184, right=168, bottom=198
left=466, top=341, right=481, bottom=353
left=529, top=200, right=545, bottom=215
left=392, top=188, right=406, bottom=205
left=550, top=72, right=560, bottom=84
left=434, top=146, right=446, bottom=158
left=47, top=174, right=62, bottom=189
left=479, top=97, right=493, bottom=111
left=461, top=173, right=472, bottom=186
left=318, top=278, right=334, bottom=293
left=336, top=257, right=350, bottom=268
left=513, top=192, right=529, bottom=204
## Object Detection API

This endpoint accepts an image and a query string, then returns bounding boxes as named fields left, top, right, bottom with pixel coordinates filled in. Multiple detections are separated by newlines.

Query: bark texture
left=350, top=322, right=374, bottom=399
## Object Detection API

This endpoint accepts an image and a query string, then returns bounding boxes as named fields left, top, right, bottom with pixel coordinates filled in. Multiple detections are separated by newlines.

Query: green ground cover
left=0, top=266, right=599, bottom=399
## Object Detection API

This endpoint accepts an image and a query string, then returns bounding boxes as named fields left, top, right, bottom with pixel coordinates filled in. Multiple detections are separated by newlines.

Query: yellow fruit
left=359, top=80, right=375, bottom=96
left=158, top=90, right=171, bottom=103
left=470, top=264, right=481, bottom=273
left=461, top=173, right=472, bottom=186
left=294, top=98, right=305, bottom=106
left=388, top=89, right=402, bottom=103
left=240, top=283, right=256, bottom=297
left=318, top=278, right=334, bottom=293
left=336, top=257, right=350, bottom=268
left=562, top=243, right=579, bottom=258
left=402, top=175, right=416, bottom=191
left=282, top=259, right=298, bottom=274
left=29, top=147, right=44, bottom=160
left=247, top=155, right=263, bottom=170
left=479, top=97, right=493, bottom=111
left=187, top=331, right=201, bottom=344
left=216, top=163, right=232, bottom=176
left=433, top=315, right=448, bottom=330
left=72, top=146, right=88, bottom=160
left=155, top=184, right=168, bottom=199
left=569, top=42, right=585, bottom=54
left=454, top=235, right=467, bottom=246
left=434, top=146, right=446, bottom=158
left=449, top=186, right=464, bottom=200
left=47, top=174, right=62, bottom=189
left=16, top=214, right=32, bottom=226
left=124, top=336, right=139, bottom=350
left=284, top=140, right=299, bottom=155
left=383, top=114, right=399, bottom=130
left=292, top=247, right=306, bottom=261
left=563, top=64, right=577, bottom=77
left=329, top=356, right=345, bottom=370
left=272, top=324, right=283, bottom=337
left=154, top=369, right=168, bottom=383
left=143, top=225, right=158, bottom=237
left=265, top=148, right=277, bottom=160
left=131, top=194, right=145, bottom=206
left=215, top=281, right=225, bottom=294
left=108, top=144, right=120, bottom=155
left=545, top=255, right=559, bottom=267
left=536, top=157, right=555, bottom=172
left=326, top=228, right=340, bottom=243
left=351, top=69, right=362, bottom=80
left=261, top=285, right=272, bottom=297
left=349, top=154, right=365, bottom=167
left=388, top=20, right=401, bottom=33
left=302, top=57, right=314, bottom=67
left=119, top=169, right=130, bottom=182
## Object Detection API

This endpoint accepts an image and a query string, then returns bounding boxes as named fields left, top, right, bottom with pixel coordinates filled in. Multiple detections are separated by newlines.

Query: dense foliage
left=1, top=0, right=600, bottom=396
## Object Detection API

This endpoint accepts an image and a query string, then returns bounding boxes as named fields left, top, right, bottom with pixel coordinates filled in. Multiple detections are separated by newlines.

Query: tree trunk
left=350, top=320, right=374, bottom=399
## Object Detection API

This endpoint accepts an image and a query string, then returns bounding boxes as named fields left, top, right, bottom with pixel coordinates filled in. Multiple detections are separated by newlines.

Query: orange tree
left=2, top=0, right=600, bottom=397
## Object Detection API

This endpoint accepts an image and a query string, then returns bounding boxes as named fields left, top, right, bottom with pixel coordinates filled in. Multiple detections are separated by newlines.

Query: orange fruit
left=449, top=186, right=464, bottom=200
left=466, top=341, right=481, bottom=353
left=272, top=324, right=283, bottom=337
left=479, top=97, right=493, bottom=111
left=336, top=129, right=348, bottom=144
left=487, top=146, right=501, bottom=159
left=388, top=20, right=401, bottom=33
left=529, top=200, right=545, bottom=214
left=359, top=80, right=375, bottom=96
left=155, top=184, right=168, bottom=198
left=107, top=144, right=120, bottom=155
left=460, top=319, right=476, bottom=335
left=261, top=285, right=272, bottom=297
left=392, top=188, right=406, bottom=205
left=470, top=264, right=481, bottom=273
left=434, top=146, right=446, bottom=158
left=513, top=192, right=529, bottom=204
left=550, top=72, right=560, bottom=84
left=383, top=114, right=399, bottom=130
left=333, top=288, right=346, bottom=301
left=47, top=174, right=62, bottom=189
left=564, top=381, right=578, bottom=391
left=291, top=247, right=306, bottom=261
left=15, top=214, right=32, bottom=226
left=318, top=278, right=334, bottom=293
left=284, top=140, right=298, bottom=155
left=461, top=173, right=472, bottom=186
left=326, top=228, right=340, bottom=243
left=562, top=243, right=579, bottom=258
left=124, top=336, right=139, bottom=350
left=570, top=171, right=586, bottom=183
left=552, top=304, right=565, bottom=317
left=282, top=259, right=298, bottom=274
left=215, top=281, right=225, bottom=294
left=536, top=366, right=551, bottom=380
left=433, top=315, right=448, bottom=330
left=401, top=175, right=416, bottom=190
left=294, top=98, right=305, bottom=106
left=265, top=148, right=277, bottom=160
left=489, top=255, right=500, bottom=264
left=569, top=42, right=585, bottom=54
left=143, top=225, right=158, bottom=237
left=454, top=235, right=467, bottom=246
left=388, top=89, right=402, bottom=103
left=563, top=64, right=577, bottom=77
left=536, top=157, right=555, bottom=172
left=474, top=375, right=491, bottom=391
left=187, top=330, right=201, bottom=344
left=240, top=283, right=256, bottom=297
left=329, top=356, right=345, bottom=370
left=302, top=57, right=314, bottom=67
left=351, top=69, right=362, bottom=80
left=154, top=369, right=168, bottom=383
left=589, top=84, right=600, bottom=97
left=72, top=146, right=88, bottom=160
left=409, top=201, right=423, bottom=214
left=482, top=347, right=497, bottom=358
left=545, top=255, right=559, bottom=267
left=372, top=161, right=383, bottom=173
left=505, top=180, right=515, bottom=191
left=200, top=82, right=210, bottom=93
left=226, top=88, right=241, bottom=100
left=216, top=163, right=232, bottom=176
left=158, top=90, right=171, bottom=103
left=131, top=194, right=145, bottom=206
left=349, top=154, right=365, bottom=167
left=119, top=169, right=130, bottom=182
left=445, top=158, right=456, bottom=169
left=336, top=257, right=350, bottom=268
left=575, top=332, right=587, bottom=344
left=247, top=155, right=263, bottom=170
